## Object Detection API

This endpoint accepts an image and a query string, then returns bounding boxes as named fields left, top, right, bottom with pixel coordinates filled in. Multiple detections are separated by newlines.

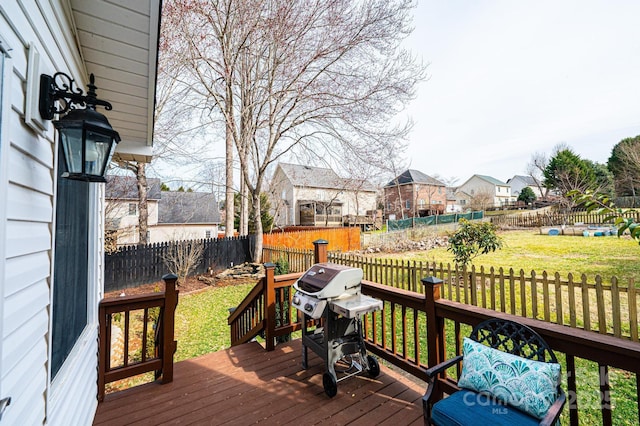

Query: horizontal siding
left=0, top=342, right=46, bottom=426
left=6, top=182, right=52, bottom=222
left=8, top=144, right=53, bottom=195
left=2, top=308, right=48, bottom=383
left=4, top=252, right=49, bottom=297
left=8, top=116, right=55, bottom=170
left=3, top=279, right=49, bottom=336
left=5, top=220, right=50, bottom=258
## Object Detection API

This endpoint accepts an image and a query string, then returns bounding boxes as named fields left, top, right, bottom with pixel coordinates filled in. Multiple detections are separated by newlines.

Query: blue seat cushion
left=431, top=390, right=539, bottom=426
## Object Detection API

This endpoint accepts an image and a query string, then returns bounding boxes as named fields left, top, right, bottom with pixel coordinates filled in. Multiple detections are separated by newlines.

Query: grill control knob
left=293, top=296, right=300, bottom=305
left=304, top=303, right=313, bottom=312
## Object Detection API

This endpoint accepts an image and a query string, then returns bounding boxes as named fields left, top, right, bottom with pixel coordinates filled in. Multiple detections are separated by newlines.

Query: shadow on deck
left=93, top=339, right=424, bottom=425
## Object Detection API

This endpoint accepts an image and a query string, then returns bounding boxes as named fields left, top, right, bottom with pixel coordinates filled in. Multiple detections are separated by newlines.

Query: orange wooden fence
left=263, top=227, right=360, bottom=251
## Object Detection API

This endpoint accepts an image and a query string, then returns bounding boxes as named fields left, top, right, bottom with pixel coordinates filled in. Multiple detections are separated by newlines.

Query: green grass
left=174, top=283, right=255, bottom=361
left=383, top=229, right=639, bottom=284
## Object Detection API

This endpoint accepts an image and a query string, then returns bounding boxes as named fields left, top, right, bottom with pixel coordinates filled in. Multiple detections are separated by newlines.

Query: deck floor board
left=94, top=340, right=424, bottom=425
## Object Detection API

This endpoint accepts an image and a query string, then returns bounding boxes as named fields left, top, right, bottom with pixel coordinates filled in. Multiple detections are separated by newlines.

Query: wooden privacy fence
left=263, top=227, right=360, bottom=252
left=491, top=210, right=640, bottom=228
left=262, top=246, right=640, bottom=342
left=98, top=274, right=178, bottom=401
left=233, top=240, right=640, bottom=425
left=104, top=236, right=253, bottom=292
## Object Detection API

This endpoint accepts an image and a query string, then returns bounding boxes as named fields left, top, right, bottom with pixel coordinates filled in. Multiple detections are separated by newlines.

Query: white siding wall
left=0, top=2, right=101, bottom=424
left=150, top=224, right=220, bottom=243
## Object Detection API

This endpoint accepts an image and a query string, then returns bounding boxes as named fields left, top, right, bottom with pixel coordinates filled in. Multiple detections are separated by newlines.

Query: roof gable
left=385, top=169, right=445, bottom=187
left=474, top=174, right=508, bottom=186
left=278, top=163, right=376, bottom=192
left=105, top=175, right=162, bottom=200
left=158, top=192, right=220, bottom=224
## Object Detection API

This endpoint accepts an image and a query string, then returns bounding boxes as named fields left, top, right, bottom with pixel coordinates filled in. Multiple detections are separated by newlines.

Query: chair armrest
left=423, top=355, right=464, bottom=424
left=425, top=355, right=464, bottom=379
left=539, top=388, right=566, bottom=426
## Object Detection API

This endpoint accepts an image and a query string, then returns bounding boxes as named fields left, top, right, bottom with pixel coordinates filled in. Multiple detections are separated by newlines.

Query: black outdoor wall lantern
left=39, top=72, right=120, bottom=182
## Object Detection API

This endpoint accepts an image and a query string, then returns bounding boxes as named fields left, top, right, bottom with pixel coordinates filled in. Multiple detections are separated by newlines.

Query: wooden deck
left=93, top=340, right=425, bottom=425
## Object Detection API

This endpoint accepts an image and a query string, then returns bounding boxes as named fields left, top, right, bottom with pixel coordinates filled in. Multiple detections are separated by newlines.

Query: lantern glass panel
left=59, top=128, right=83, bottom=176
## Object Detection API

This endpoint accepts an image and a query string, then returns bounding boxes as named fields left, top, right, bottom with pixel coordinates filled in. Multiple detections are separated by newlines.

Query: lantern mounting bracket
left=39, top=72, right=113, bottom=120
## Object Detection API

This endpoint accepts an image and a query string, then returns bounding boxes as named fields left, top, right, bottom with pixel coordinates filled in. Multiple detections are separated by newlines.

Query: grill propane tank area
left=292, top=262, right=383, bottom=397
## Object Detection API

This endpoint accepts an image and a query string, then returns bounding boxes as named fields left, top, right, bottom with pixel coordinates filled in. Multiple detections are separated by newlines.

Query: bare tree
left=163, top=0, right=425, bottom=261
left=162, top=239, right=204, bottom=284
left=469, top=190, right=494, bottom=211
left=526, top=152, right=548, bottom=198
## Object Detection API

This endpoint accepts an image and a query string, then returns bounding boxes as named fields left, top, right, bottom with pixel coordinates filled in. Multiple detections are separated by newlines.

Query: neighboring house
left=455, top=174, right=515, bottom=209
left=507, top=174, right=544, bottom=199
left=106, top=176, right=221, bottom=245
left=270, top=163, right=378, bottom=228
left=105, top=175, right=162, bottom=245
left=155, top=191, right=221, bottom=242
left=445, top=187, right=463, bottom=213
left=0, top=2, right=160, bottom=425
left=383, top=169, right=446, bottom=220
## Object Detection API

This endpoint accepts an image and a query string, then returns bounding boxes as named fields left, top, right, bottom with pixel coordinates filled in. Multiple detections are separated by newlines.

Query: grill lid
left=294, top=263, right=363, bottom=299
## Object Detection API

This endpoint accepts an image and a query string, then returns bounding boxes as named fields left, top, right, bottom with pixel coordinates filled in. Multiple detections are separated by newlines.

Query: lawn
left=174, top=282, right=256, bottom=362
left=381, top=229, right=639, bottom=284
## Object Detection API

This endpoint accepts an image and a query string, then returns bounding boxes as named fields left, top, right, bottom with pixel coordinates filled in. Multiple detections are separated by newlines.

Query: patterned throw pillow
left=458, top=337, right=561, bottom=419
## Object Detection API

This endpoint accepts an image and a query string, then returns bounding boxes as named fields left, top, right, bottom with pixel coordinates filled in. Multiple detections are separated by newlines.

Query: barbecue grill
left=292, top=262, right=383, bottom=397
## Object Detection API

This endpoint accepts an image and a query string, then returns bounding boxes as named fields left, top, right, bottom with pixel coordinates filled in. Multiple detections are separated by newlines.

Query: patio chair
left=423, top=318, right=566, bottom=426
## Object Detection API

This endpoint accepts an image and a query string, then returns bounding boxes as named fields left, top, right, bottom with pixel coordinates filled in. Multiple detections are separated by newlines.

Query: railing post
left=313, top=239, right=328, bottom=263
left=423, top=276, right=445, bottom=368
left=264, top=263, right=276, bottom=351
left=161, top=273, right=179, bottom=383
left=424, top=275, right=445, bottom=401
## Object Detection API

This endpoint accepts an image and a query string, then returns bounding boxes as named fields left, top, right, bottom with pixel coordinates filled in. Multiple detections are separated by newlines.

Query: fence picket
left=629, top=280, right=638, bottom=341
left=554, top=272, right=563, bottom=326
left=581, top=274, right=591, bottom=332
left=568, top=273, right=576, bottom=327
left=596, top=276, right=607, bottom=334
left=611, top=277, right=622, bottom=338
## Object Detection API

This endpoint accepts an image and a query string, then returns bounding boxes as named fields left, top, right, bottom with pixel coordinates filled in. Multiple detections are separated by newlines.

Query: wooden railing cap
left=422, top=276, right=444, bottom=285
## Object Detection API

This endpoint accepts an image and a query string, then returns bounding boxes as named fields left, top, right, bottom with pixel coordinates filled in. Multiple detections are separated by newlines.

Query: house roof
left=474, top=174, right=509, bottom=186
left=105, top=175, right=162, bottom=200
left=278, top=163, right=376, bottom=192
left=384, top=169, right=445, bottom=187
left=508, top=175, right=537, bottom=185
left=69, top=0, right=161, bottom=163
left=158, top=192, right=221, bottom=224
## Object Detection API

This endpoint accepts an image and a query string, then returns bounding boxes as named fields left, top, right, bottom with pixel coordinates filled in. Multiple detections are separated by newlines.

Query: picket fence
left=263, top=246, right=639, bottom=342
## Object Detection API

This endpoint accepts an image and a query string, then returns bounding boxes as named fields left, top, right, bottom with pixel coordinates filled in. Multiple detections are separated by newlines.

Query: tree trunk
left=240, top=175, right=249, bottom=235
left=251, top=190, right=263, bottom=263
left=224, top=122, right=235, bottom=237
left=136, top=162, right=149, bottom=245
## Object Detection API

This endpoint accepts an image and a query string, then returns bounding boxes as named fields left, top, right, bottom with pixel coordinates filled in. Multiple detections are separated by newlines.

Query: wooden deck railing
left=228, top=265, right=303, bottom=350
left=264, top=246, right=639, bottom=342
left=232, top=240, right=640, bottom=425
left=98, top=274, right=179, bottom=401
left=422, top=278, right=640, bottom=426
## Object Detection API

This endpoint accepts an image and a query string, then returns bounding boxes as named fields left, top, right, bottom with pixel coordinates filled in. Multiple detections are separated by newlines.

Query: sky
left=401, top=0, right=640, bottom=185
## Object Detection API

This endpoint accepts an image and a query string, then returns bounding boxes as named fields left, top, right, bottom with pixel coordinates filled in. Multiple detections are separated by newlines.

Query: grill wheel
left=323, top=372, right=338, bottom=397
left=367, top=355, right=380, bottom=378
